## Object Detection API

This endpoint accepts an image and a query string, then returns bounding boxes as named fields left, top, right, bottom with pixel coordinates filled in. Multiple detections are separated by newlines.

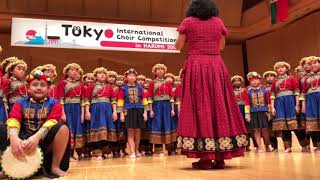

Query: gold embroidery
left=129, top=87, right=139, bottom=104
left=37, top=108, right=48, bottom=120
left=149, top=132, right=177, bottom=144
left=205, top=138, right=215, bottom=150
left=306, top=121, right=320, bottom=131
left=272, top=120, right=298, bottom=130
left=219, top=137, right=233, bottom=150
left=183, top=137, right=195, bottom=150
left=236, top=135, right=248, bottom=147
left=251, top=93, right=258, bottom=108
left=24, top=108, right=35, bottom=119
left=258, top=92, right=265, bottom=107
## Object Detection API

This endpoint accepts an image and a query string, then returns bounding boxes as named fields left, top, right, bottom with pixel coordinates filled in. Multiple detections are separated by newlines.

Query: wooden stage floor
left=52, top=141, right=320, bottom=180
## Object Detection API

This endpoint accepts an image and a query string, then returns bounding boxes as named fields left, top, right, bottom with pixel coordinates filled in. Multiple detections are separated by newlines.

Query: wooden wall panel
left=47, top=0, right=65, bottom=15
left=314, top=12, right=320, bottom=55
left=0, top=0, right=8, bottom=12
left=83, top=0, right=118, bottom=18
left=221, top=44, right=244, bottom=77
left=118, top=0, right=151, bottom=20
left=247, top=30, right=282, bottom=73
left=47, top=0, right=83, bottom=16
left=216, top=0, right=243, bottom=27
left=8, top=0, right=28, bottom=13
left=27, top=0, right=47, bottom=14
left=151, top=0, right=183, bottom=23
left=241, top=1, right=269, bottom=26
left=247, top=11, right=320, bottom=74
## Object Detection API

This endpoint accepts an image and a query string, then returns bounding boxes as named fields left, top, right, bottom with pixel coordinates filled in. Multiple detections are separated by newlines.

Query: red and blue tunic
left=85, top=83, right=117, bottom=142
left=270, top=75, right=300, bottom=130
left=148, top=79, right=176, bottom=144
left=57, top=79, right=85, bottom=149
left=301, top=72, right=320, bottom=132
left=6, top=96, right=62, bottom=137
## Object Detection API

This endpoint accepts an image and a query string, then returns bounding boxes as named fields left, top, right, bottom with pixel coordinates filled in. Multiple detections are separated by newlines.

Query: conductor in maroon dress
left=175, top=0, right=248, bottom=169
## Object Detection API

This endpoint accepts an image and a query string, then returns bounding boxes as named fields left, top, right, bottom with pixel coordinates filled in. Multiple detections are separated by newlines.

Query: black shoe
left=145, top=151, right=153, bottom=156
left=113, top=152, right=121, bottom=158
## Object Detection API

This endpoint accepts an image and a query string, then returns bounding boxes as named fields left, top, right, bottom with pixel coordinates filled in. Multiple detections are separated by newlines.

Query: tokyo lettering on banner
left=11, top=18, right=179, bottom=53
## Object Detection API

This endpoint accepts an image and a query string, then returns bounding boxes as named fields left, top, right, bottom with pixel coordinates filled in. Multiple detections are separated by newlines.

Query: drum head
left=1, top=146, right=43, bottom=179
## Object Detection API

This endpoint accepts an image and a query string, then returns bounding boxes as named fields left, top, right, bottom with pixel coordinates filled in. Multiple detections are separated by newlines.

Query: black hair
left=186, top=0, right=219, bottom=20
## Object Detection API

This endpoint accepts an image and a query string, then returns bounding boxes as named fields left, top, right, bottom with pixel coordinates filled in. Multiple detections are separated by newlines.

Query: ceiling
left=242, top=0, right=263, bottom=12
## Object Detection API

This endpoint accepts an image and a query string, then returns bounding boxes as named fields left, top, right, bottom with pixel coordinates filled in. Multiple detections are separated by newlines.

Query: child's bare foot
left=51, top=167, right=68, bottom=177
left=0, top=171, right=6, bottom=179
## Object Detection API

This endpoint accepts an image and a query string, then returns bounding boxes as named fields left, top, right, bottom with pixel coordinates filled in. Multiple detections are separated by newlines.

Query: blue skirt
left=0, top=100, right=7, bottom=124
left=90, top=102, right=116, bottom=142
left=306, top=92, right=320, bottom=131
left=273, top=95, right=298, bottom=131
left=149, top=100, right=177, bottom=144
left=65, top=103, right=84, bottom=149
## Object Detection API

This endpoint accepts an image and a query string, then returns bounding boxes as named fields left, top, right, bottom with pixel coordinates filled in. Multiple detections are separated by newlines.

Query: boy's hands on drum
left=10, top=136, right=25, bottom=158
left=23, top=134, right=41, bottom=155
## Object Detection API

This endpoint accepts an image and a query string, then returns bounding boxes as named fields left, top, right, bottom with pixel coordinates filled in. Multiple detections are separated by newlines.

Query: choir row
left=0, top=57, right=182, bottom=159
left=232, top=56, right=320, bottom=153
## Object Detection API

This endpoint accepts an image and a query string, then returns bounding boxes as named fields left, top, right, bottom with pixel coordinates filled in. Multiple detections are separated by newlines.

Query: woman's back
left=178, top=17, right=227, bottom=55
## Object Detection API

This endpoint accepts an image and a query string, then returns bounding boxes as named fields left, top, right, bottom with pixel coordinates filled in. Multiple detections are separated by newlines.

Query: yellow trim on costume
left=81, top=102, right=86, bottom=107
left=176, top=101, right=181, bottom=105
left=142, top=98, right=148, bottom=106
left=2, top=96, right=7, bottom=102
left=60, top=99, right=65, bottom=105
left=117, top=99, right=124, bottom=107
left=270, top=96, right=276, bottom=100
left=245, top=105, right=250, bottom=114
left=170, top=98, right=175, bottom=103
left=147, top=97, right=153, bottom=104
left=6, top=118, right=21, bottom=129
left=268, top=104, right=272, bottom=113
left=42, top=119, right=58, bottom=129
left=299, top=94, right=306, bottom=101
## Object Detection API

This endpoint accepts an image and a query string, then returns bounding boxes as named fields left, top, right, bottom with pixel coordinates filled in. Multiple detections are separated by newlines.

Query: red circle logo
left=104, top=29, right=114, bottom=38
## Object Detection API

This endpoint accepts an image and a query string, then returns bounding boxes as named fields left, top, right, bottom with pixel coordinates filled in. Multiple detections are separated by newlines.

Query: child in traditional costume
left=148, top=64, right=176, bottom=157
left=57, top=63, right=85, bottom=160
left=0, top=69, right=70, bottom=178
left=136, top=75, right=149, bottom=155
left=41, top=64, right=58, bottom=100
left=82, top=73, right=95, bottom=159
left=245, top=72, right=271, bottom=153
left=3, top=58, right=28, bottom=112
left=231, top=75, right=252, bottom=151
left=118, top=68, right=148, bottom=158
left=164, top=72, right=177, bottom=155
left=301, top=56, right=320, bottom=153
left=271, top=61, right=309, bottom=153
left=263, top=71, right=279, bottom=152
left=114, top=74, right=128, bottom=157
left=85, top=68, right=117, bottom=159
left=142, top=78, right=153, bottom=156
left=0, top=57, right=16, bottom=80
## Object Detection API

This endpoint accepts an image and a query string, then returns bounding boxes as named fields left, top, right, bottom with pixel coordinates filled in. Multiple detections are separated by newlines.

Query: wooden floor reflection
left=43, top=138, right=320, bottom=180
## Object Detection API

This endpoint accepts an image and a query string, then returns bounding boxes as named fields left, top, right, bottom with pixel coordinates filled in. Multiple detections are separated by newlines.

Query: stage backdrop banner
left=11, top=18, right=179, bottom=53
